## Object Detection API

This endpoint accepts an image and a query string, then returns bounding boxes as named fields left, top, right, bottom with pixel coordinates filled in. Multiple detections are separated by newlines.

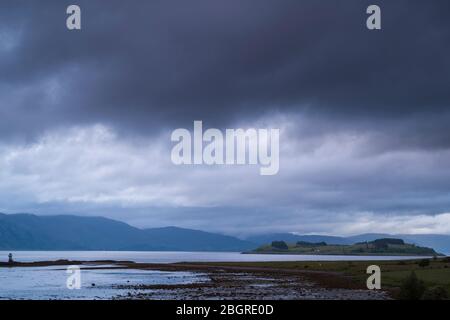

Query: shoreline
left=1, top=257, right=449, bottom=300
left=0, top=259, right=394, bottom=300
left=0, top=260, right=390, bottom=300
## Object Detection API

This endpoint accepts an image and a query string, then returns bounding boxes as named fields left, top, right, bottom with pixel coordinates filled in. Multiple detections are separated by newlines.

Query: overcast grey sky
left=1, top=0, right=450, bottom=236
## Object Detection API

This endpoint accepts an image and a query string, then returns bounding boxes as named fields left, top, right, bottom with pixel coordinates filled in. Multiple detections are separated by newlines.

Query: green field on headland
left=250, top=238, right=442, bottom=256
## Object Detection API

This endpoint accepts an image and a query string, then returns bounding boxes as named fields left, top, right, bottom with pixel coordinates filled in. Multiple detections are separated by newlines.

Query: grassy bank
left=198, top=257, right=450, bottom=299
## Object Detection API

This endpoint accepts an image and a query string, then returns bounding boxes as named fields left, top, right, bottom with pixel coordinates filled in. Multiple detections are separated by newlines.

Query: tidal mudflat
left=0, top=260, right=389, bottom=300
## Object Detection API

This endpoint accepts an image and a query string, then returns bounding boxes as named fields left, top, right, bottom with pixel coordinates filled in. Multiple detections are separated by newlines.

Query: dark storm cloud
left=1, top=0, right=450, bottom=145
left=2, top=0, right=450, bottom=235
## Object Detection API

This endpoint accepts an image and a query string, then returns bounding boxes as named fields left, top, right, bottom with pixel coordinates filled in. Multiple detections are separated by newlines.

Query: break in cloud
left=0, top=0, right=450, bottom=236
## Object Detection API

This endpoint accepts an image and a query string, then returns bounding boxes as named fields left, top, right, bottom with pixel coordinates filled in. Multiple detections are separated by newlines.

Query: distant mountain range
left=0, top=213, right=254, bottom=251
left=0, top=213, right=449, bottom=254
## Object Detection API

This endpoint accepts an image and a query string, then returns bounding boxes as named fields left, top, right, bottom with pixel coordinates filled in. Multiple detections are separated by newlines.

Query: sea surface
left=0, top=251, right=429, bottom=263
left=0, top=251, right=428, bottom=300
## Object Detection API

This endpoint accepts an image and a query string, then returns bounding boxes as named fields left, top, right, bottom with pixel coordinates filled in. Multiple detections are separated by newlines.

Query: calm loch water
left=0, top=251, right=429, bottom=263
